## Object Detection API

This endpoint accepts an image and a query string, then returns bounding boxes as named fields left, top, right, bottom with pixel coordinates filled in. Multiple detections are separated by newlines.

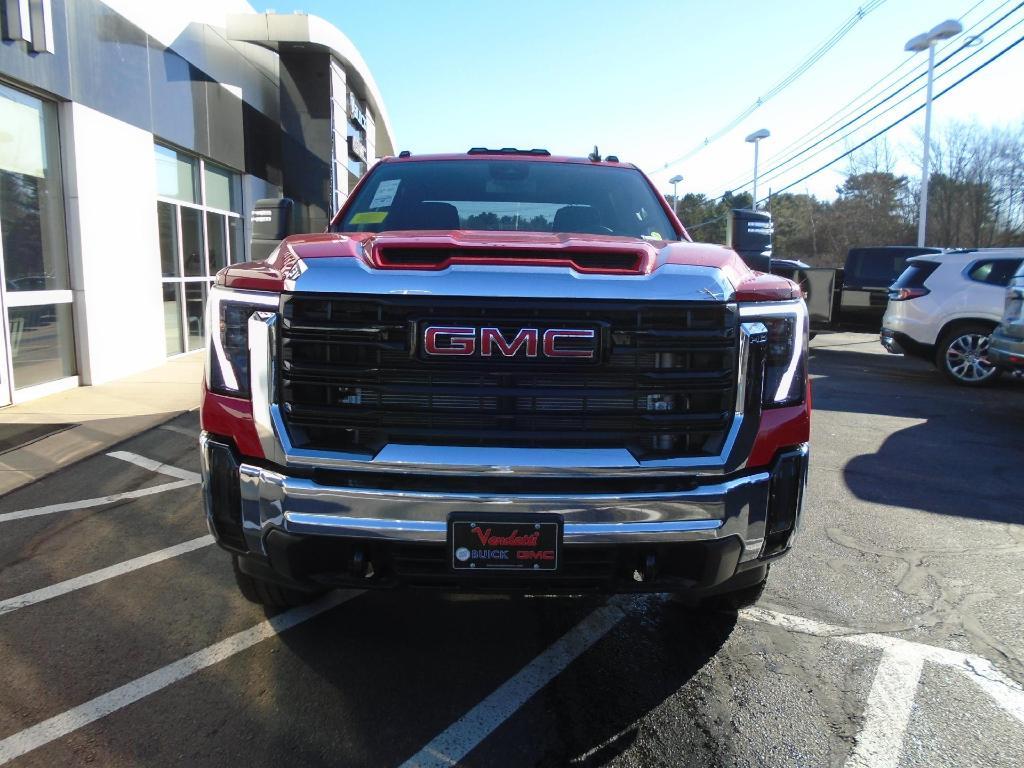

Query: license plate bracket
left=448, top=513, right=562, bottom=572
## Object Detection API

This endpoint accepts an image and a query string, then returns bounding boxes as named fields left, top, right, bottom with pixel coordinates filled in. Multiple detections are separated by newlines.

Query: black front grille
left=278, top=294, right=738, bottom=460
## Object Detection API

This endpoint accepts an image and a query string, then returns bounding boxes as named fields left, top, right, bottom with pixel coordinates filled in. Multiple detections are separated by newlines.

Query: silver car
left=989, top=259, right=1024, bottom=372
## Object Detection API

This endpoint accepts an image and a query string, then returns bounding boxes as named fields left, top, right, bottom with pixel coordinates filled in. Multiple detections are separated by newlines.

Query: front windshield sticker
left=369, top=179, right=400, bottom=209
left=350, top=211, right=389, bottom=224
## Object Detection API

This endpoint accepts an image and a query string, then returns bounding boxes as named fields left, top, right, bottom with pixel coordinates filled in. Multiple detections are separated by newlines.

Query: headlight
left=741, top=301, right=808, bottom=408
left=206, top=287, right=279, bottom=398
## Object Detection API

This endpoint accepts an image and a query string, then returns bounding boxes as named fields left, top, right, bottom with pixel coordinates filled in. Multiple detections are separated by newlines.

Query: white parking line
left=105, top=451, right=200, bottom=483
left=742, top=606, right=1024, bottom=765
left=0, top=590, right=360, bottom=766
left=0, top=536, right=214, bottom=617
left=741, top=606, right=1024, bottom=725
left=843, top=647, right=924, bottom=768
left=0, top=452, right=200, bottom=524
left=157, top=424, right=197, bottom=439
left=399, top=599, right=628, bottom=768
left=399, top=602, right=1024, bottom=768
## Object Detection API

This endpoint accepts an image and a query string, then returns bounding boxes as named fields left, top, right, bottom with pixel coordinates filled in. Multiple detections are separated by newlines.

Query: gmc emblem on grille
left=422, top=326, right=597, bottom=359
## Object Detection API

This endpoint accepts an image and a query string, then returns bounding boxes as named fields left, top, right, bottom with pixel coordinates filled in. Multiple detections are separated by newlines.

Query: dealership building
left=0, top=0, right=394, bottom=404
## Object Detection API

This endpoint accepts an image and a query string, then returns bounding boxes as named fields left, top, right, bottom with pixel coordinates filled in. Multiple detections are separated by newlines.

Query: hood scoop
left=368, top=236, right=649, bottom=274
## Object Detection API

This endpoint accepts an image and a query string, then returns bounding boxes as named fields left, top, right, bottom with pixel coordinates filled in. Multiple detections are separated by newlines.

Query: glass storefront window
left=154, top=145, right=199, bottom=203
left=180, top=206, right=205, bottom=277
left=228, top=216, right=245, bottom=264
left=207, top=212, right=227, bottom=273
left=0, top=83, right=77, bottom=393
left=155, top=144, right=242, bottom=355
left=0, top=84, right=70, bottom=293
left=8, top=304, right=77, bottom=389
left=162, top=283, right=184, bottom=356
left=184, top=283, right=205, bottom=351
left=158, top=202, right=180, bottom=277
left=204, top=162, right=241, bottom=213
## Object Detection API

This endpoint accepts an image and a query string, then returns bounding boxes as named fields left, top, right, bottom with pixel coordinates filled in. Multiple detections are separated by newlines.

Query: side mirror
left=250, top=197, right=294, bottom=261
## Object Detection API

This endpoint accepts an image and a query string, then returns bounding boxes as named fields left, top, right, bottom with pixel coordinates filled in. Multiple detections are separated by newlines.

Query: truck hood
left=218, top=230, right=799, bottom=302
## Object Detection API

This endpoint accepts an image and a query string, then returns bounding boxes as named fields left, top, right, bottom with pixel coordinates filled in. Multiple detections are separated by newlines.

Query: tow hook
left=634, top=552, right=658, bottom=583
left=349, top=548, right=372, bottom=579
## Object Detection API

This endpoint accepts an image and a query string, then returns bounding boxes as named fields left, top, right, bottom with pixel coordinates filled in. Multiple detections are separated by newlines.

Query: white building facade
left=0, top=0, right=394, bottom=404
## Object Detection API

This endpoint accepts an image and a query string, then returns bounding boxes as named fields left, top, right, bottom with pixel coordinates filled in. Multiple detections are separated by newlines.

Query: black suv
left=840, top=246, right=942, bottom=330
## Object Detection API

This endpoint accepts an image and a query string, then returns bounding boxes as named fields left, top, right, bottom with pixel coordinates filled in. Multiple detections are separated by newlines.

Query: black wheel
left=699, top=572, right=768, bottom=612
left=673, top=566, right=769, bottom=612
left=232, top=556, right=321, bottom=611
left=935, top=323, right=1001, bottom=386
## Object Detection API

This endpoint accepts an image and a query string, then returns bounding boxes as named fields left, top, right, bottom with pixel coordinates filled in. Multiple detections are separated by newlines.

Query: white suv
left=880, top=248, right=1024, bottom=385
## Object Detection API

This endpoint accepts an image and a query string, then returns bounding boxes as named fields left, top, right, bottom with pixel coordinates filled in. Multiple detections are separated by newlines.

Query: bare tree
left=922, top=121, right=1024, bottom=247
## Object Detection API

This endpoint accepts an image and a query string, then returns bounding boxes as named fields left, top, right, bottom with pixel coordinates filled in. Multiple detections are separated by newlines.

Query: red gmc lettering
left=424, top=326, right=476, bottom=355
left=480, top=328, right=539, bottom=357
left=516, top=550, right=556, bottom=560
left=543, top=329, right=596, bottom=358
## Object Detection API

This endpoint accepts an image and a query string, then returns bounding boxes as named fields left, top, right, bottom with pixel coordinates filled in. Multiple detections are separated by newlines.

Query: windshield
left=336, top=159, right=678, bottom=240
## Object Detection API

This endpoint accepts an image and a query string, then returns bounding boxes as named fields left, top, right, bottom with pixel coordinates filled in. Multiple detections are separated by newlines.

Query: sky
left=262, top=0, right=1024, bottom=203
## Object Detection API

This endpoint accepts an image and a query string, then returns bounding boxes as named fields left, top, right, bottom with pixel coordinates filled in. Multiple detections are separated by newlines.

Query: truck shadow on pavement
left=271, top=591, right=737, bottom=767
left=810, top=344, right=1024, bottom=524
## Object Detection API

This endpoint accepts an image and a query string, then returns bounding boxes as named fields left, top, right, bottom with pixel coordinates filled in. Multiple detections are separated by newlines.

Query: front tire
left=698, top=571, right=768, bottom=611
left=936, top=323, right=1000, bottom=386
left=232, top=556, right=322, bottom=611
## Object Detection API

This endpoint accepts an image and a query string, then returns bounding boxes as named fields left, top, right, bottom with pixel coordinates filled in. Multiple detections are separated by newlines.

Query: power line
left=750, top=13, right=1024, bottom=196
left=656, top=0, right=889, bottom=174
left=680, top=31, right=1024, bottom=234
left=718, top=0, right=1018, bottom=193
left=720, top=0, right=1007, bottom=192
left=760, top=32, right=1024, bottom=201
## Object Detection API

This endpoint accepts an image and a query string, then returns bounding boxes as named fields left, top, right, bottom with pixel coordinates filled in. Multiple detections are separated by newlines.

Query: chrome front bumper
left=201, top=433, right=808, bottom=565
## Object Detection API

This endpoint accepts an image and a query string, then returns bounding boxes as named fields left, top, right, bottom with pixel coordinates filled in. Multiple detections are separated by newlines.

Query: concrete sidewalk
left=0, top=352, right=204, bottom=495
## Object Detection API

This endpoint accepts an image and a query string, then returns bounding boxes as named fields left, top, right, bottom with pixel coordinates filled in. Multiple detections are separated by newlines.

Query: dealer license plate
left=449, top=514, right=561, bottom=572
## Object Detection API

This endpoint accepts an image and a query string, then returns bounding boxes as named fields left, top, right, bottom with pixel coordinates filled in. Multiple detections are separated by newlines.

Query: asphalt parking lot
left=0, top=333, right=1022, bottom=768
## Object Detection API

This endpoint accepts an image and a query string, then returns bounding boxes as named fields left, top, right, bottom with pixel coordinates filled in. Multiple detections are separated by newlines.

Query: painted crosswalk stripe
left=0, top=590, right=360, bottom=766
left=0, top=536, right=214, bottom=616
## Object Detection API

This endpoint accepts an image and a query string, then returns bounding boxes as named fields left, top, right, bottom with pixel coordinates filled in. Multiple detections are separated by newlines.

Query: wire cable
left=717, top=0, right=1005, bottom=191
left=726, top=0, right=1024, bottom=194
left=759, top=32, right=1024, bottom=202
left=750, top=14, right=1024, bottom=197
left=680, top=31, right=1024, bottom=233
left=656, top=0, right=889, bottom=174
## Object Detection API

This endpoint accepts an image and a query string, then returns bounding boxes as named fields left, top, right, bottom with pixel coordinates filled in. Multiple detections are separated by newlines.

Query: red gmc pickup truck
left=200, top=148, right=810, bottom=610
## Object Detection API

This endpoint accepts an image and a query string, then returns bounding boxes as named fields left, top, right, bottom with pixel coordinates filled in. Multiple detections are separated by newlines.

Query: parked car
left=881, top=248, right=1024, bottom=385
left=840, top=246, right=943, bottom=331
left=988, top=258, right=1024, bottom=373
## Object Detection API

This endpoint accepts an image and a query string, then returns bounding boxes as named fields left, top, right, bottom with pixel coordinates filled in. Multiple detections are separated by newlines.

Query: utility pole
left=905, top=19, right=962, bottom=246
left=669, top=175, right=684, bottom=216
left=745, top=129, right=770, bottom=211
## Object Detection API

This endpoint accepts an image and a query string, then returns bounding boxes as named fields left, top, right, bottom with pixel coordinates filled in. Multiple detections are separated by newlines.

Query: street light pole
left=669, top=174, right=684, bottom=216
left=745, top=129, right=770, bottom=211
left=919, top=42, right=936, bottom=248
left=906, top=19, right=962, bottom=247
